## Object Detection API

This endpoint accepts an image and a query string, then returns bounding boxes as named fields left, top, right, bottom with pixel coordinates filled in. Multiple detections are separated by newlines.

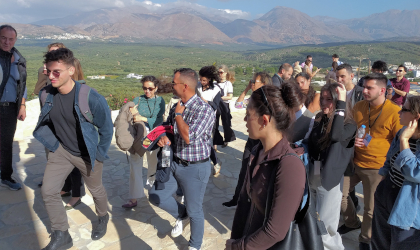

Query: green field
left=16, top=40, right=420, bottom=108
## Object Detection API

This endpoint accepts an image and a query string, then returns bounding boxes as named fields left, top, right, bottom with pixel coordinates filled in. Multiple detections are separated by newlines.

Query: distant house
left=87, top=75, right=105, bottom=79
left=414, top=70, right=420, bottom=78
left=126, top=73, right=143, bottom=79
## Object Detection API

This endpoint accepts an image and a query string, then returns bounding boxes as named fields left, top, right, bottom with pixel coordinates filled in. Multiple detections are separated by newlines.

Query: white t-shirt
left=217, top=81, right=233, bottom=103
left=197, top=82, right=221, bottom=102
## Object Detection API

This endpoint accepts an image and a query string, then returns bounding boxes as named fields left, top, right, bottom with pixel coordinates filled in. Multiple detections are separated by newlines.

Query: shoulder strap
left=40, top=89, right=48, bottom=107
left=79, top=84, right=96, bottom=123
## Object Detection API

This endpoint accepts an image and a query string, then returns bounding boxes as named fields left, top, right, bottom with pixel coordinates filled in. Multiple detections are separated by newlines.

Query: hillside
left=5, top=6, right=417, bottom=45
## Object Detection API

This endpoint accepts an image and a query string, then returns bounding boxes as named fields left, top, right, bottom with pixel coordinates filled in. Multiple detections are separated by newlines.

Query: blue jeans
left=149, top=159, right=211, bottom=249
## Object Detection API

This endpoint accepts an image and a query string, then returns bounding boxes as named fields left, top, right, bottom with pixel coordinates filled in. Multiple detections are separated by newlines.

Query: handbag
left=264, top=153, right=327, bottom=250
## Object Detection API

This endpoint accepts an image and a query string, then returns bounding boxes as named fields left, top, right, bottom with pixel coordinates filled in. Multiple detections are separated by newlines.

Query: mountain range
left=5, top=6, right=420, bottom=45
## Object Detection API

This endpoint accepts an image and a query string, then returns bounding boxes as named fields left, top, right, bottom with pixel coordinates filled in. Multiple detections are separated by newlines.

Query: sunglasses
left=46, top=67, right=71, bottom=78
left=260, top=87, right=273, bottom=121
left=143, top=87, right=156, bottom=91
left=171, top=81, right=184, bottom=85
left=397, top=70, right=404, bottom=73
left=218, top=71, right=225, bottom=74
left=401, top=107, right=411, bottom=113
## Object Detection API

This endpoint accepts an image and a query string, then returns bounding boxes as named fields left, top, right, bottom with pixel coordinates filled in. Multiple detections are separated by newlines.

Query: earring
left=263, top=125, right=266, bottom=128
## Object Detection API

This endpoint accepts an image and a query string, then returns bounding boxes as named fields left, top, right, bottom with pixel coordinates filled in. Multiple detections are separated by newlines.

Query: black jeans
left=61, top=167, right=83, bottom=197
left=372, top=175, right=420, bottom=250
left=214, top=102, right=236, bottom=145
left=0, top=103, right=18, bottom=180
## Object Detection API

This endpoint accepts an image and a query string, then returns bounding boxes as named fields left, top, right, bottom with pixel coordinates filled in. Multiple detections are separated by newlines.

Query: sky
left=0, top=0, right=419, bottom=24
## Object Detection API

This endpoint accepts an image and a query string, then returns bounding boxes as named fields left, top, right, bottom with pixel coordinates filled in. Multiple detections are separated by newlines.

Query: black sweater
left=307, top=100, right=357, bottom=190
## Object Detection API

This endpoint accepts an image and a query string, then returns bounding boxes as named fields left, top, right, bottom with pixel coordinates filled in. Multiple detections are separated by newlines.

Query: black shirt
left=49, top=84, right=88, bottom=157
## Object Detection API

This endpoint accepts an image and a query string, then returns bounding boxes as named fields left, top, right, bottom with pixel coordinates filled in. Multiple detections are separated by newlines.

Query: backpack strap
left=40, top=89, right=48, bottom=107
left=79, top=84, right=98, bottom=123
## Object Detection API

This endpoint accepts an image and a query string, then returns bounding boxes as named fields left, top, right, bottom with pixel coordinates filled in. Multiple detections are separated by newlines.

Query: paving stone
left=1, top=100, right=359, bottom=250
left=0, top=185, right=36, bottom=206
left=87, top=240, right=106, bottom=250
left=1, top=199, right=48, bottom=225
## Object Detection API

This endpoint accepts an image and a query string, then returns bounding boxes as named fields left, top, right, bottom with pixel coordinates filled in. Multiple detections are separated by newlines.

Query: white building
left=414, top=70, right=420, bottom=78
left=87, top=75, right=105, bottom=79
left=126, top=73, right=143, bottom=79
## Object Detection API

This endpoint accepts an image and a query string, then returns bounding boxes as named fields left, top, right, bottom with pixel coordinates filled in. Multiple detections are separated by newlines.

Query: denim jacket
left=379, top=127, right=420, bottom=230
left=33, top=81, right=114, bottom=169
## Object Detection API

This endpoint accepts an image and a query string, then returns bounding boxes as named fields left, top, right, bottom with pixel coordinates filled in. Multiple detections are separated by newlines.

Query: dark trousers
left=231, top=138, right=259, bottom=202
left=372, top=175, right=420, bottom=250
left=214, top=102, right=236, bottom=145
left=0, top=103, right=18, bottom=180
left=61, top=167, right=83, bottom=197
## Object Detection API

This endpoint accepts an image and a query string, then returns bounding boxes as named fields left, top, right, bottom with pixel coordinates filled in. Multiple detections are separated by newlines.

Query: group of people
left=1, top=23, right=420, bottom=250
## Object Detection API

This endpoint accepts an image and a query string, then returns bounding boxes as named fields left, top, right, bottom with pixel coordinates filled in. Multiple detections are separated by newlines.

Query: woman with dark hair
left=306, top=82, right=356, bottom=250
left=223, top=72, right=273, bottom=208
left=122, top=75, right=166, bottom=208
left=214, top=65, right=236, bottom=149
left=295, top=72, right=321, bottom=114
left=371, top=96, right=420, bottom=250
left=226, top=84, right=305, bottom=249
left=197, top=65, right=223, bottom=175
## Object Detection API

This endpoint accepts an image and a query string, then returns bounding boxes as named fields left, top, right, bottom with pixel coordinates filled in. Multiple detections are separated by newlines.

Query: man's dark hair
left=174, top=68, right=198, bottom=86
left=364, top=73, right=388, bottom=88
left=306, top=55, right=312, bottom=59
left=0, top=24, right=17, bottom=37
left=398, top=64, right=408, bottom=73
left=371, top=61, right=388, bottom=72
left=44, top=48, right=75, bottom=66
left=278, top=63, right=292, bottom=73
left=332, top=54, right=339, bottom=58
left=336, top=63, right=353, bottom=74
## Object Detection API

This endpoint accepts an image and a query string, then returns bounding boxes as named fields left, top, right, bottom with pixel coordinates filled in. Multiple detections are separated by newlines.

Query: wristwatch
left=175, top=113, right=182, bottom=117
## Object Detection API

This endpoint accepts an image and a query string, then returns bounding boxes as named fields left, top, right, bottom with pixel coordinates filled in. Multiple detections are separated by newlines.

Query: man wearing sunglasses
left=149, top=68, right=215, bottom=250
left=390, top=65, right=410, bottom=107
left=33, top=48, right=113, bottom=250
left=0, top=24, right=27, bottom=191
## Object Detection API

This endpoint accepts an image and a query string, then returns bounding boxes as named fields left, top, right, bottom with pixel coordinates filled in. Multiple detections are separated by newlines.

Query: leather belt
left=173, top=156, right=209, bottom=166
left=0, top=102, right=16, bottom=106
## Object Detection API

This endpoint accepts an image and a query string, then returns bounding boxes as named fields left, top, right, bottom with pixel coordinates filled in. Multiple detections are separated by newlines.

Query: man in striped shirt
left=149, top=68, right=215, bottom=250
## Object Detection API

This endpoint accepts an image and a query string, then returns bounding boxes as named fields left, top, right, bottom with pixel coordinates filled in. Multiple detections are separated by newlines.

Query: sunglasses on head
left=260, top=87, right=273, bottom=122
left=143, top=87, right=155, bottom=91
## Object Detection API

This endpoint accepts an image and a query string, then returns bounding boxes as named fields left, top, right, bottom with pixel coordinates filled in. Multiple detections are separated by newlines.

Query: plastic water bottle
left=357, top=125, right=366, bottom=139
left=162, top=142, right=171, bottom=168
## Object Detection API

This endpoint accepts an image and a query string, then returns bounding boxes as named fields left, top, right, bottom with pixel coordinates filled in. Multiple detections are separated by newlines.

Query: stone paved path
left=1, top=100, right=360, bottom=250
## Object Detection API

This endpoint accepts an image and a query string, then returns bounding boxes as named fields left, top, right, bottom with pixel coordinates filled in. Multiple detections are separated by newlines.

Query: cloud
left=114, top=0, right=125, bottom=8
left=17, top=0, right=30, bottom=7
left=218, top=9, right=249, bottom=18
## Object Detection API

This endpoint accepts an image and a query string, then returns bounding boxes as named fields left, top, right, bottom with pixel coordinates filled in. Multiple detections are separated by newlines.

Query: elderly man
left=0, top=24, right=27, bottom=191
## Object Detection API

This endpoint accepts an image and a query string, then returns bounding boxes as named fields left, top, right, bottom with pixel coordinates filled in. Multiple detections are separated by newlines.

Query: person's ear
left=68, top=66, right=75, bottom=76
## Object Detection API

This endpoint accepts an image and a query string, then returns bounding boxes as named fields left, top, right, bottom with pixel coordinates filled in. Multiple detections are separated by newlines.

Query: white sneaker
left=188, top=247, right=200, bottom=250
left=171, top=218, right=184, bottom=237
